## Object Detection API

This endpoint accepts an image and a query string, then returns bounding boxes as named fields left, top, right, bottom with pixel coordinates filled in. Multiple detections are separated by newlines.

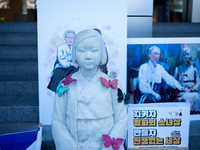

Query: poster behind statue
left=38, top=0, right=127, bottom=124
left=127, top=38, right=200, bottom=120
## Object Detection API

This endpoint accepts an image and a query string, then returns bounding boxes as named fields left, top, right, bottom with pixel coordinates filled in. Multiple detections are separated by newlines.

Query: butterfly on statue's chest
left=102, top=134, right=124, bottom=150
left=117, top=88, right=131, bottom=104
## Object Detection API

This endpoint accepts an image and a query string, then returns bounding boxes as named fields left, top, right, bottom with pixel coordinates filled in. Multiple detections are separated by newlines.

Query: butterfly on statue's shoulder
left=117, top=88, right=131, bottom=104
left=62, top=74, right=77, bottom=86
left=100, top=77, right=118, bottom=89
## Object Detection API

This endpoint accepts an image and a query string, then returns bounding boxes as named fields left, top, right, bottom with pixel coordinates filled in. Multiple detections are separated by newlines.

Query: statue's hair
left=72, top=29, right=107, bottom=65
left=149, top=46, right=160, bottom=54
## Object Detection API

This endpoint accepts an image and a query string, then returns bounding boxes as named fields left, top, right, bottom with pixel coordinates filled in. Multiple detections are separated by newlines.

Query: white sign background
left=128, top=103, right=190, bottom=148
left=37, top=0, right=127, bottom=124
left=127, top=37, right=200, bottom=121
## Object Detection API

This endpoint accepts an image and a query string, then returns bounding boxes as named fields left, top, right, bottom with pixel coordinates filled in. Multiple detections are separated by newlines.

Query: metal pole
left=168, top=0, right=171, bottom=22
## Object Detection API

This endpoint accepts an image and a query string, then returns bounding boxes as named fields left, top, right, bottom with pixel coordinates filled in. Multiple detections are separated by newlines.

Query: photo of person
left=47, top=30, right=79, bottom=92
left=127, top=43, right=200, bottom=114
left=174, top=47, right=200, bottom=112
left=138, top=46, right=184, bottom=103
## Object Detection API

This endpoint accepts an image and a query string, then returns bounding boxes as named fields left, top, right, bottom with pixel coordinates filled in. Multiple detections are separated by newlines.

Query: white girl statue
left=52, top=29, right=128, bottom=150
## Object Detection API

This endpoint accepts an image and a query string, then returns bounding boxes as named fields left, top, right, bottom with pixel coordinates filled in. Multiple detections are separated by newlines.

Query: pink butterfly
left=102, top=134, right=124, bottom=150
left=62, top=74, right=77, bottom=86
left=100, top=77, right=118, bottom=89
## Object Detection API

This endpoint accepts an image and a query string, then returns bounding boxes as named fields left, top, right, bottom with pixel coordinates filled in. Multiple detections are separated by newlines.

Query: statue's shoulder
left=56, top=74, right=77, bottom=97
left=100, top=72, right=110, bottom=80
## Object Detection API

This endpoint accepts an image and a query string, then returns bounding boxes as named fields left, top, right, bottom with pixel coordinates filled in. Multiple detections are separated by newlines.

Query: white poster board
left=127, top=103, right=190, bottom=149
left=38, top=0, right=127, bottom=124
left=127, top=38, right=200, bottom=120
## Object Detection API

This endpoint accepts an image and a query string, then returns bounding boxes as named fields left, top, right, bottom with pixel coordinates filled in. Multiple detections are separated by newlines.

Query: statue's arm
left=192, top=67, right=200, bottom=91
left=52, top=93, right=77, bottom=150
left=102, top=89, right=128, bottom=150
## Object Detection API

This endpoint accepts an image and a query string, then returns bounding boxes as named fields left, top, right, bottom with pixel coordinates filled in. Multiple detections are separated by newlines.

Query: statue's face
left=76, top=37, right=101, bottom=70
left=183, top=50, right=191, bottom=64
left=149, top=48, right=160, bottom=65
left=65, top=33, right=75, bottom=46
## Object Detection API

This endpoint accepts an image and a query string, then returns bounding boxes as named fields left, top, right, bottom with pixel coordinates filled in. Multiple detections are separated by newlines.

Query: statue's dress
left=52, top=69, right=128, bottom=150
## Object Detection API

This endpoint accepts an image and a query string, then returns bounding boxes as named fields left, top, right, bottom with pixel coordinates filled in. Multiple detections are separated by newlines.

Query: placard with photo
left=127, top=38, right=200, bottom=120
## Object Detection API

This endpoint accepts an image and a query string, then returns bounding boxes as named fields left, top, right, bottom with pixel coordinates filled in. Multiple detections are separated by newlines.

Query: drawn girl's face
left=66, top=33, right=75, bottom=46
left=76, top=37, right=101, bottom=71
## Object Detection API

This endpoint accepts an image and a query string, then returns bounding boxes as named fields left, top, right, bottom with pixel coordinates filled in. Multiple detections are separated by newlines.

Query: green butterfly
left=56, top=80, right=68, bottom=97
